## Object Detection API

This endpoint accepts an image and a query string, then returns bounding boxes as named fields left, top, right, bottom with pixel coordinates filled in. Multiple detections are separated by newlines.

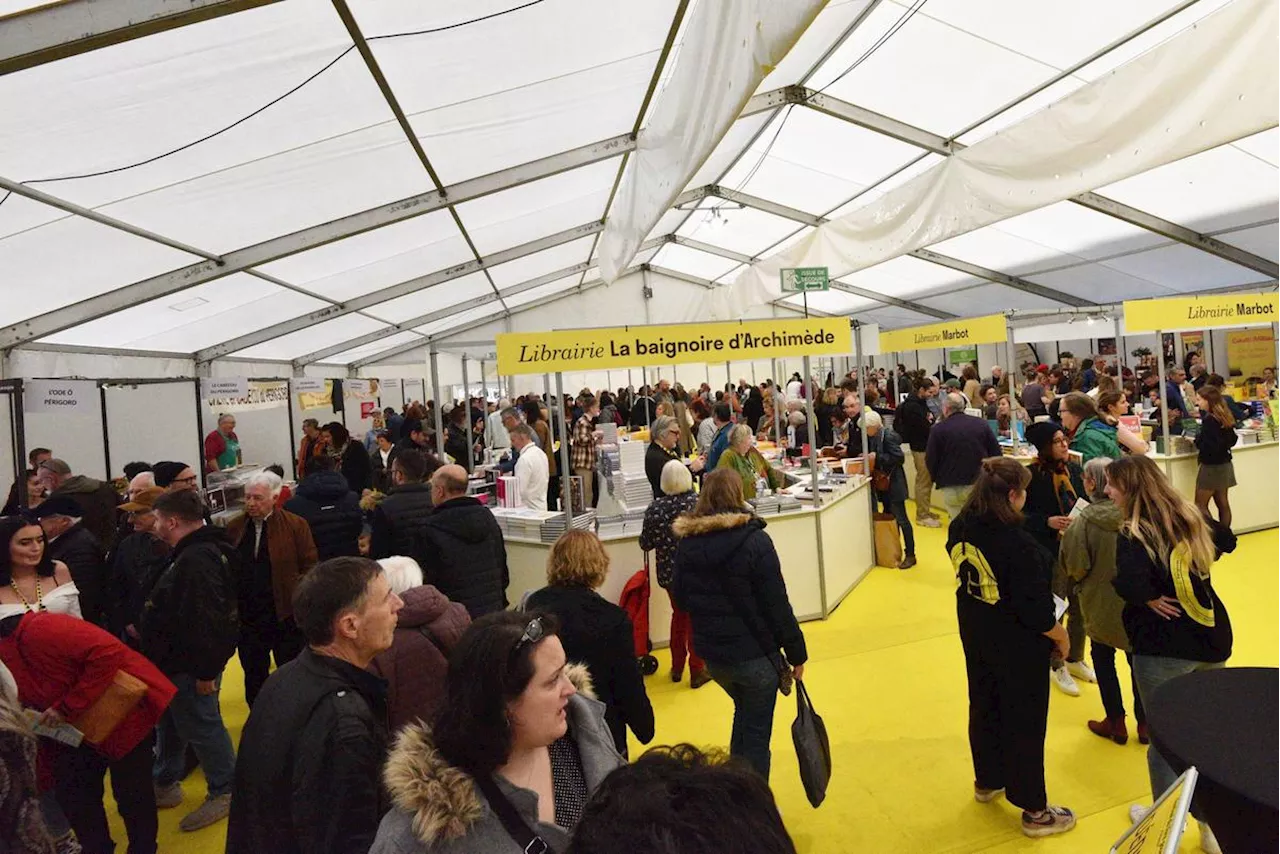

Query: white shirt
left=513, top=442, right=549, bottom=511
left=786, top=380, right=803, bottom=400
left=486, top=411, right=511, bottom=450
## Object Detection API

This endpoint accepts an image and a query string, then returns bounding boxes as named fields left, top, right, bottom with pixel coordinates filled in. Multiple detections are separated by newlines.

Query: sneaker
left=690, top=669, right=713, bottom=690
left=898, top=555, right=917, bottom=570
left=1129, top=804, right=1150, bottom=824
left=1021, top=805, right=1076, bottom=837
left=178, top=795, right=231, bottom=832
left=918, top=517, right=941, bottom=528
left=154, top=782, right=184, bottom=809
left=1052, top=666, right=1080, bottom=697
left=974, top=785, right=1004, bottom=803
left=1199, top=820, right=1222, bottom=854
left=1067, top=660, right=1097, bottom=683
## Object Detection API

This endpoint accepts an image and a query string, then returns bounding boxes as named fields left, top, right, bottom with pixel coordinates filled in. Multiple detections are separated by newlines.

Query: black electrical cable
left=17, top=0, right=550, bottom=187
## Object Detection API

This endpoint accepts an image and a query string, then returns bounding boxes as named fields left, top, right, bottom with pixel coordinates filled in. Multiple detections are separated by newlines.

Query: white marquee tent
left=0, top=0, right=1276, bottom=387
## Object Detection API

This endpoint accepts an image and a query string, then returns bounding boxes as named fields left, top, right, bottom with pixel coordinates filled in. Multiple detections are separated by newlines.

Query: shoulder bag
left=473, top=772, right=555, bottom=854
left=14, top=635, right=148, bottom=747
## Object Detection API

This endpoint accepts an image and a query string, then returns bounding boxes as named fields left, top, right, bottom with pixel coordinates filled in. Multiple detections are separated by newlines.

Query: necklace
left=10, top=577, right=45, bottom=612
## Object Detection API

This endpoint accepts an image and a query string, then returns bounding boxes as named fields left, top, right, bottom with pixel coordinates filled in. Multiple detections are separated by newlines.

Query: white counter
left=502, top=479, right=877, bottom=646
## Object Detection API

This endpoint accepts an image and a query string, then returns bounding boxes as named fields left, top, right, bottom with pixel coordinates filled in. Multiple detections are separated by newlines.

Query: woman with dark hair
left=671, top=469, right=807, bottom=780
left=0, top=516, right=80, bottom=619
left=322, top=421, right=372, bottom=493
left=741, top=385, right=765, bottom=432
left=1193, top=385, right=1237, bottom=530
left=522, top=400, right=558, bottom=511
left=1106, top=455, right=1233, bottom=853
left=1059, top=392, right=1121, bottom=464
left=443, top=406, right=473, bottom=473
left=370, top=611, right=624, bottom=853
left=949, top=457, right=1075, bottom=837
left=1097, top=391, right=1149, bottom=455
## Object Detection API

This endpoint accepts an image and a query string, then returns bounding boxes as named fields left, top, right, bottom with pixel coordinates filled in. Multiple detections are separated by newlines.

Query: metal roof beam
left=669, top=235, right=753, bottom=265
left=0, top=0, right=285, bottom=76
left=826, top=280, right=957, bottom=320
left=1, top=134, right=634, bottom=349
left=194, top=221, right=606, bottom=362
left=909, top=248, right=1098, bottom=308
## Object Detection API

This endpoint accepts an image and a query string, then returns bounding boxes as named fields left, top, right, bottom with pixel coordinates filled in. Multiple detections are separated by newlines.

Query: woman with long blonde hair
left=1193, top=385, right=1237, bottom=529
left=1105, top=455, right=1234, bottom=852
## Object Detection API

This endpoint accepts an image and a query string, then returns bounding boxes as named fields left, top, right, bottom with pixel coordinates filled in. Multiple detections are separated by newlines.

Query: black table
left=1147, top=667, right=1278, bottom=854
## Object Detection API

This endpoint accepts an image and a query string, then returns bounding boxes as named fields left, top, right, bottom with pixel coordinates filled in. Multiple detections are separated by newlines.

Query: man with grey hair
left=226, top=470, right=319, bottom=706
left=925, top=392, right=1001, bottom=519
left=38, top=457, right=120, bottom=550
left=493, top=405, right=523, bottom=475
left=32, top=494, right=107, bottom=625
left=645, top=414, right=706, bottom=497
left=485, top=399, right=515, bottom=453
left=510, top=423, right=548, bottom=511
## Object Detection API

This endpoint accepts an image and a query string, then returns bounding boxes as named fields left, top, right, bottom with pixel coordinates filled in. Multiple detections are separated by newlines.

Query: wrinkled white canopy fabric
left=0, top=0, right=1275, bottom=370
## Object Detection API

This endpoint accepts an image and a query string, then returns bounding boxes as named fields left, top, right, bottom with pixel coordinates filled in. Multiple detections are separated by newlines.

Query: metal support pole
left=803, top=355, right=821, bottom=510
left=890, top=352, right=899, bottom=408
left=555, top=372, right=573, bottom=526
left=1157, top=331, right=1170, bottom=452
left=461, top=357, right=473, bottom=471
left=480, top=359, right=488, bottom=404
left=1006, top=334, right=1022, bottom=454
left=429, top=349, right=445, bottom=457
left=854, top=323, right=874, bottom=537
left=771, top=358, right=782, bottom=442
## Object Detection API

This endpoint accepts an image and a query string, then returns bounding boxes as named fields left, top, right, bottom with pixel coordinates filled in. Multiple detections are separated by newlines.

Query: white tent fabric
left=702, top=0, right=1277, bottom=319
left=0, top=0, right=1274, bottom=374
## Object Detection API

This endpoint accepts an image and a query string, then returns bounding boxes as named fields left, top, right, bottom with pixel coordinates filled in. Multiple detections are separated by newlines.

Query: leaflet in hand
left=1053, top=594, right=1069, bottom=621
left=1067, top=497, right=1089, bottom=520
left=23, top=710, right=84, bottom=747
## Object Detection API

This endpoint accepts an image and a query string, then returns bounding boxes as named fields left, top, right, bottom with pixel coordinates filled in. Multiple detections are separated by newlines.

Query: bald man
left=418, top=464, right=509, bottom=618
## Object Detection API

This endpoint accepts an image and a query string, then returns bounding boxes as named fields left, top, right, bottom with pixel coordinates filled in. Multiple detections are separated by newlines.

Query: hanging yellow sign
left=496, top=317, right=850, bottom=376
left=1227, top=328, right=1275, bottom=378
left=1123, top=292, right=1278, bottom=333
left=878, top=313, right=1008, bottom=353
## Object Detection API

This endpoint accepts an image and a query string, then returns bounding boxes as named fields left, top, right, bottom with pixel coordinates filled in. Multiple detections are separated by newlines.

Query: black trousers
left=958, top=596, right=1050, bottom=812
left=1092, top=642, right=1146, bottom=724
left=238, top=618, right=305, bottom=707
left=53, top=731, right=157, bottom=854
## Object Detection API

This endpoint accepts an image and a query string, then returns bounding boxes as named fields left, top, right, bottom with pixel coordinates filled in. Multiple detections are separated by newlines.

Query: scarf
left=1037, top=458, right=1078, bottom=534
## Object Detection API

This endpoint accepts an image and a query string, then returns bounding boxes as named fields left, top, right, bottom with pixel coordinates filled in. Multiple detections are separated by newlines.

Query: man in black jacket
left=143, top=489, right=240, bottom=832
left=110, top=486, right=171, bottom=648
left=226, top=556, right=402, bottom=854
left=414, top=464, right=509, bottom=618
left=285, top=455, right=363, bottom=561
left=37, top=458, right=120, bottom=550
left=371, top=449, right=438, bottom=559
left=895, top=377, right=942, bottom=528
left=925, top=392, right=1002, bottom=521
left=33, top=496, right=108, bottom=625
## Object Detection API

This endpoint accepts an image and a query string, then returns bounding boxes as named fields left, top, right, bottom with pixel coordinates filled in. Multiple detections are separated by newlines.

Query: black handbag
left=791, top=679, right=832, bottom=808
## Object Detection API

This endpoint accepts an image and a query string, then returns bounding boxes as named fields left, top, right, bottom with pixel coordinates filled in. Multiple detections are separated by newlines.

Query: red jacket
left=0, top=612, right=176, bottom=760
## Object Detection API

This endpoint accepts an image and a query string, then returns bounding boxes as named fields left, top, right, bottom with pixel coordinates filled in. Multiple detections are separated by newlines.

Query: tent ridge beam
left=1, top=134, right=635, bottom=349
left=907, top=248, right=1098, bottom=308
left=0, top=0, right=286, bottom=76
left=193, top=220, right=607, bottom=363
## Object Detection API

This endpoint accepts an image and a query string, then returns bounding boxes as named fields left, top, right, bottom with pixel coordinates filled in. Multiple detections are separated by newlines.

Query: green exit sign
left=780, top=267, right=830, bottom=293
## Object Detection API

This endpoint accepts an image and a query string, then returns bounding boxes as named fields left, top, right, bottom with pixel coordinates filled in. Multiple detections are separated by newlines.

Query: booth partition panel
left=23, top=383, right=108, bottom=481
left=0, top=381, right=20, bottom=502
left=104, top=381, right=201, bottom=481
left=201, top=380, right=293, bottom=482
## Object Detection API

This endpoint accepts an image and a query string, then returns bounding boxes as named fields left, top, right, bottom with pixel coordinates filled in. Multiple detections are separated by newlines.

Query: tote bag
left=791, top=680, right=832, bottom=808
left=873, top=512, right=903, bottom=567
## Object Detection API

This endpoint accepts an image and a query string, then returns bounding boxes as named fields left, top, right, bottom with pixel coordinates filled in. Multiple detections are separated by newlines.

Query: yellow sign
left=1227, top=328, right=1276, bottom=379
left=878, top=313, right=1008, bottom=353
left=496, top=317, right=850, bottom=376
left=1123, top=292, right=1278, bottom=333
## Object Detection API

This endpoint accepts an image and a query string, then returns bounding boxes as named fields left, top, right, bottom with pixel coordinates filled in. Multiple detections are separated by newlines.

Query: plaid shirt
left=570, top=414, right=598, bottom=471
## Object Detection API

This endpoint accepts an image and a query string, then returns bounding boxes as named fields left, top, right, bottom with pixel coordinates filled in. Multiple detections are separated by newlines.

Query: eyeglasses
left=1052, top=437, right=1070, bottom=446
left=515, top=617, right=545, bottom=651
left=175, top=475, right=199, bottom=486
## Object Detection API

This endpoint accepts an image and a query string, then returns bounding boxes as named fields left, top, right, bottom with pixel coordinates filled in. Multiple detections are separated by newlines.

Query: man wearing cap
left=37, top=458, right=120, bottom=551
left=33, top=496, right=108, bottom=627
left=110, top=486, right=171, bottom=649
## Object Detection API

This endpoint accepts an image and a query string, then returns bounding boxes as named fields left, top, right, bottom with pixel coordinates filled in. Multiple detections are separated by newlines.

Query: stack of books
left=540, top=510, right=597, bottom=543
left=489, top=507, right=553, bottom=540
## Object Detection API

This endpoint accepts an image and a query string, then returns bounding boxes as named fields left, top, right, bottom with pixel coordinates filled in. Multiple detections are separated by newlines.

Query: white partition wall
left=103, top=381, right=201, bottom=477
left=0, top=385, right=17, bottom=500
left=201, top=380, right=294, bottom=480
left=24, top=385, right=108, bottom=481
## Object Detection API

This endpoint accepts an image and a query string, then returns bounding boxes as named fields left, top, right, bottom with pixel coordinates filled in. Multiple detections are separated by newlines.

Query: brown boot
left=1087, top=716, right=1128, bottom=745
left=1137, top=721, right=1150, bottom=745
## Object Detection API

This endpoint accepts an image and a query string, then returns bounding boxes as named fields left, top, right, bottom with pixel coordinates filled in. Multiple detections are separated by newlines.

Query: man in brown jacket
left=226, top=471, right=319, bottom=706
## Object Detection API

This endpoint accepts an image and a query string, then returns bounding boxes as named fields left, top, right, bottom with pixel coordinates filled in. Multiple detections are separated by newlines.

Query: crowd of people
left=0, top=348, right=1266, bottom=853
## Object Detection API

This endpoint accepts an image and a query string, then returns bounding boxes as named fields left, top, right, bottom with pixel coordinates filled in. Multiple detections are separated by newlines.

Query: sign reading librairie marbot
left=496, top=317, right=850, bottom=376
left=1124, top=293, right=1279, bottom=333
left=23, top=379, right=97, bottom=415
left=879, top=313, right=1008, bottom=353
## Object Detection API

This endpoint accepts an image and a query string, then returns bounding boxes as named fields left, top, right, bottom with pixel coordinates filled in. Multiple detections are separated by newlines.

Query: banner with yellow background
left=878, top=313, right=1008, bottom=353
left=1123, top=292, right=1278, bottom=333
left=496, top=317, right=850, bottom=376
left=1227, top=328, right=1276, bottom=378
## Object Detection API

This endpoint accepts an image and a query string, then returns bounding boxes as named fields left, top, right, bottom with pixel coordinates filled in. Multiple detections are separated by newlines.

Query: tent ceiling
left=0, top=0, right=1274, bottom=368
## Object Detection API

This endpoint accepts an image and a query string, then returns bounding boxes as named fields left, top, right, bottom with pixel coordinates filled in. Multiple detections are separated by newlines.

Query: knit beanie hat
left=1025, top=420, right=1064, bottom=456
left=152, top=460, right=189, bottom=488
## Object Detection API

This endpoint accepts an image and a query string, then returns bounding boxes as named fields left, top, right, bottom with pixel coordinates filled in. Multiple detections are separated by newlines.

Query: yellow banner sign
left=1123, top=292, right=1278, bottom=333
left=496, top=317, right=850, bottom=376
left=1227, top=328, right=1276, bottom=379
left=878, top=313, right=1008, bottom=353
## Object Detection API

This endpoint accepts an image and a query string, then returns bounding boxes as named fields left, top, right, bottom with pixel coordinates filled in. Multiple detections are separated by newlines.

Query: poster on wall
left=1227, top=329, right=1276, bottom=378
left=297, top=380, right=333, bottom=411
left=1161, top=333, right=1175, bottom=366
left=204, top=380, right=288, bottom=411
left=361, top=401, right=377, bottom=418
left=23, top=379, right=97, bottom=415
left=1097, top=338, right=1117, bottom=356
left=948, top=347, right=978, bottom=366
left=345, top=379, right=379, bottom=398
left=1181, top=331, right=1205, bottom=360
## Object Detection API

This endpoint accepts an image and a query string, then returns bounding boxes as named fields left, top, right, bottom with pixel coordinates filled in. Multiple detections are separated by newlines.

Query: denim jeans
left=153, top=673, right=237, bottom=798
left=1131, top=655, right=1224, bottom=820
left=706, top=657, right=779, bottom=780
left=937, top=485, right=972, bottom=520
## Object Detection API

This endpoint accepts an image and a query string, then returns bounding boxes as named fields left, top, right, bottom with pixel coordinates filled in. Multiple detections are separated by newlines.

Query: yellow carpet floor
left=112, top=514, right=1277, bottom=853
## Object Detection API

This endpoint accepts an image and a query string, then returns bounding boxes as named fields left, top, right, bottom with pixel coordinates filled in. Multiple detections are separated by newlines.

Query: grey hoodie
left=370, top=664, right=624, bottom=854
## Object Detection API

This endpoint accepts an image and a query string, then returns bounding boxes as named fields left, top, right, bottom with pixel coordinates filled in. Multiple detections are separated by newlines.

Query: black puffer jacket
left=139, top=527, right=239, bottom=680
left=370, top=483, right=434, bottom=559
left=524, top=584, right=655, bottom=756
left=226, top=648, right=389, bottom=854
left=47, top=524, right=106, bottom=627
left=338, top=440, right=373, bottom=493
left=285, top=472, right=363, bottom=561
left=895, top=394, right=933, bottom=452
left=412, top=497, right=508, bottom=618
left=109, top=531, right=169, bottom=644
left=671, top=513, right=806, bottom=668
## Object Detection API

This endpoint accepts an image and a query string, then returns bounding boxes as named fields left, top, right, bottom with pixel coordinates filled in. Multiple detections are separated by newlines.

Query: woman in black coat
left=322, top=422, right=371, bottom=493
left=524, top=530, right=654, bottom=757
left=671, top=469, right=807, bottom=780
left=865, top=411, right=915, bottom=569
left=741, top=387, right=765, bottom=432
